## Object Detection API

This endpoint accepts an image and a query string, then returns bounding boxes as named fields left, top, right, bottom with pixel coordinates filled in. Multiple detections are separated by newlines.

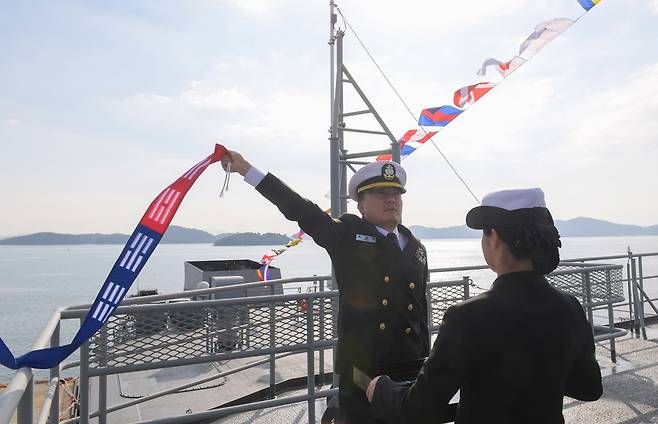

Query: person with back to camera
left=221, top=150, right=431, bottom=423
left=366, top=188, right=603, bottom=424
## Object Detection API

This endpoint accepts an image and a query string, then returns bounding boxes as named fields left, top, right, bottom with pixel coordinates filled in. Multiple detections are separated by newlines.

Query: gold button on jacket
left=382, top=299, right=389, bottom=306
left=409, top=282, right=416, bottom=290
left=407, top=304, right=414, bottom=311
left=405, top=327, right=412, bottom=334
left=379, top=323, right=386, bottom=330
left=384, top=276, right=390, bottom=283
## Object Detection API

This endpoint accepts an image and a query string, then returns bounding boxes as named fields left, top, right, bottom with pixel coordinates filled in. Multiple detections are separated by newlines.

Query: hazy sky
left=1, top=0, right=657, bottom=237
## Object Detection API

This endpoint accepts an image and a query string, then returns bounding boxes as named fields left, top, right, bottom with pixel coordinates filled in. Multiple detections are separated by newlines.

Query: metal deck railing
left=2, top=252, right=655, bottom=424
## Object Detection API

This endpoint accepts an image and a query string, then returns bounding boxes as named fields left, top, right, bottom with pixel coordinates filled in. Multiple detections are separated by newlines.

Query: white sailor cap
left=466, top=188, right=553, bottom=229
left=348, top=161, right=407, bottom=202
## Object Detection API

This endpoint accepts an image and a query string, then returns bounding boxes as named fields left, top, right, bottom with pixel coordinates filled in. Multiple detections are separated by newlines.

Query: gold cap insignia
left=382, top=163, right=396, bottom=181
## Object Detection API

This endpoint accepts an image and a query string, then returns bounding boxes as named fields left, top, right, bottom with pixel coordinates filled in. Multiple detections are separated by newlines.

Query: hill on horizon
left=0, top=226, right=219, bottom=245
left=213, top=232, right=291, bottom=246
left=410, top=217, right=658, bottom=239
left=1, top=217, right=656, bottom=245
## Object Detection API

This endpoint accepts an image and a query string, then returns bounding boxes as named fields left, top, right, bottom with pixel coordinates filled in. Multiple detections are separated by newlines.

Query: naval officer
left=367, top=188, right=603, bottom=424
left=221, top=150, right=430, bottom=424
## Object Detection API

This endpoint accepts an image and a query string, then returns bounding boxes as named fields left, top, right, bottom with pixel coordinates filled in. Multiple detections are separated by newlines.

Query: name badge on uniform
left=415, top=246, right=427, bottom=265
left=355, top=234, right=377, bottom=243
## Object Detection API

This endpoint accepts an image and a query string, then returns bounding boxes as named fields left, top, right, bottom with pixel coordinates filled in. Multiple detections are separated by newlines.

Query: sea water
left=1, top=236, right=657, bottom=382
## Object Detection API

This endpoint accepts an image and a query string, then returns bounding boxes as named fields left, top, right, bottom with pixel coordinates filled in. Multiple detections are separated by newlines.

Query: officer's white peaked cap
left=466, top=188, right=551, bottom=229
left=348, top=161, right=407, bottom=202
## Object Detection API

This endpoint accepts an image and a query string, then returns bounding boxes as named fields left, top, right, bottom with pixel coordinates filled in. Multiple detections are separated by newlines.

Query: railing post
left=626, top=260, right=634, bottom=330
left=269, top=284, right=276, bottom=399
left=426, top=280, right=433, bottom=329
left=16, top=375, right=33, bottom=424
left=638, top=256, right=648, bottom=340
left=581, top=272, right=594, bottom=329
left=605, top=269, right=617, bottom=363
left=637, top=255, right=658, bottom=316
left=630, top=258, right=646, bottom=339
left=463, top=276, right=470, bottom=300
left=96, top=324, right=108, bottom=424
left=306, top=293, right=316, bottom=423
left=318, top=279, right=325, bottom=387
left=79, top=337, right=90, bottom=424
left=48, top=321, right=61, bottom=424
left=331, top=281, right=340, bottom=390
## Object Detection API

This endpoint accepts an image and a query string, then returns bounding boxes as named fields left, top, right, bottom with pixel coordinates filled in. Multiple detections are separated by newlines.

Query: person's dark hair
left=484, top=224, right=562, bottom=274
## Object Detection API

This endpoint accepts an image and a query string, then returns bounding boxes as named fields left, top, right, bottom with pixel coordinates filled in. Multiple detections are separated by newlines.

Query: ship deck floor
left=213, top=324, right=658, bottom=424
left=88, top=324, right=658, bottom=424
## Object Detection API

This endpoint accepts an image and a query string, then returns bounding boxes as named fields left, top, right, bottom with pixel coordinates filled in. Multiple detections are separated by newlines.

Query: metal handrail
left=71, top=279, right=467, bottom=423
left=2, top=252, right=656, bottom=424
left=0, top=309, right=64, bottom=424
left=64, top=275, right=334, bottom=311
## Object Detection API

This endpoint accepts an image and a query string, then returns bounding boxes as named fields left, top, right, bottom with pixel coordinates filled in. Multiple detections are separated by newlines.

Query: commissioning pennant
left=418, top=105, right=463, bottom=127
left=453, top=82, right=496, bottom=108
left=0, top=144, right=227, bottom=370
left=377, top=129, right=439, bottom=161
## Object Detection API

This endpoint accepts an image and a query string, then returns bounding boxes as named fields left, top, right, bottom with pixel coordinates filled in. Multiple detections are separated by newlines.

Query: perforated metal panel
left=89, top=296, right=338, bottom=369
left=546, top=264, right=624, bottom=305
left=428, top=283, right=470, bottom=328
left=88, top=265, right=622, bottom=371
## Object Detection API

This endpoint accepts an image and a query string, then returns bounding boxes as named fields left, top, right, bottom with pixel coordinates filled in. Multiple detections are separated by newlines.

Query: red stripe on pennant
left=140, top=144, right=226, bottom=234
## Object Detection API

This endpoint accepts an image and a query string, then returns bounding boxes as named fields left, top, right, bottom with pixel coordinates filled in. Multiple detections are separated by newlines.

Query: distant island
left=1, top=217, right=656, bottom=245
left=213, top=232, right=291, bottom=246
left=410, top=217, right=658, bottom=239
left=0, top=226, right=221, bottom=245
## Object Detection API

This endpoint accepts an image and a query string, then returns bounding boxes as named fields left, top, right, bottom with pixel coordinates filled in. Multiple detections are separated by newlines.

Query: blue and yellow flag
left=576, top=0, right=602, bottom=11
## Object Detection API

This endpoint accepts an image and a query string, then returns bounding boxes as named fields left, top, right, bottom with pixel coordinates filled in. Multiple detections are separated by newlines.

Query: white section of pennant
left=126, top=236, right=148, bottom=270
left=158, top=191, right=181, bottom=224
left=131, top=255, right=144, bottom=272
left=130, top=232, right=143, bottom=249
left=154, top=189, right=176, bottom=223
left=114, top=287, right=126, bottom=304
left=184, top=158, right=211, bottom=180
left=98, top=303, right=112, bottom=322
left=92, top=302, right=104, bottom=320
left=108, top=285, right=121, bottom=303
left=101, top=282, right=115, bottom=301
left=142, top=237, right=154, bottom=254
left=147, top=189, right=170, bottom=220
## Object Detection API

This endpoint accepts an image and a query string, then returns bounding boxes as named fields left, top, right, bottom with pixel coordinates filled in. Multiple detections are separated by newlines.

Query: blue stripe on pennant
left=0, top=224, right=162, bottom=369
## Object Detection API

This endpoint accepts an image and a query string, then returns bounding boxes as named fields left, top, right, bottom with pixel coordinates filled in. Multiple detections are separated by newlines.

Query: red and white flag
left=377, top=128, right=439, bottom=161
left=477, top=56, right=526, bottom=78
left=453, top=82, right=496, bottom=108
left=519, top=18, right=574, bottom=56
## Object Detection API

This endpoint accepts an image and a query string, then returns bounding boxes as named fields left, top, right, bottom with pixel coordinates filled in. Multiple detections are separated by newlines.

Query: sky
left=1, top=0, right=657, bottom=237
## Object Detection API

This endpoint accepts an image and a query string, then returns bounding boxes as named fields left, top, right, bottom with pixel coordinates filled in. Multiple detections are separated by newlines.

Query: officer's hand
left=366, top=375, right=381, bottom=402
left=221, top=150, right=252, bottom=176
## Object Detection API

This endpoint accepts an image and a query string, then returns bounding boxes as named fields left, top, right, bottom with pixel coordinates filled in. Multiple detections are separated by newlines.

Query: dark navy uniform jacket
left=371, top=271, right=603, bottom=424
left=256, top=173, right=430, bottom=377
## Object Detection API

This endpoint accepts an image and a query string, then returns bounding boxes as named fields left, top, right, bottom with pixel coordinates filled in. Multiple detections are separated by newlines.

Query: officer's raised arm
left=219, top=148, right=342, bottom=250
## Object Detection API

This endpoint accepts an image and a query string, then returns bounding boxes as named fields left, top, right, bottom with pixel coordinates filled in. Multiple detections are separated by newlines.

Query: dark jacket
left=256, top=173, right=430, bottom=377
left=371, top=271, right=603, bottom=424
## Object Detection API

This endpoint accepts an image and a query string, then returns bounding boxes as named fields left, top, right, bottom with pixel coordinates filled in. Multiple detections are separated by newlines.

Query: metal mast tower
left=328, top=1, right=401, bottom=219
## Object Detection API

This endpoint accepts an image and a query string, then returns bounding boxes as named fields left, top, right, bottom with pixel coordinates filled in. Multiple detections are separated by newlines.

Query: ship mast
left=328, top=1, right=401, bottom=220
